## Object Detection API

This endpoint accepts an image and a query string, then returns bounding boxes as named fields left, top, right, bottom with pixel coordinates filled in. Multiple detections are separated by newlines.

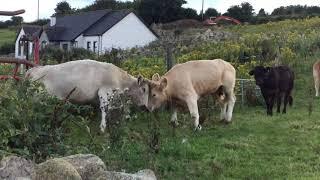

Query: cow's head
left=249, top=66, right=271, bottom=86
left=126, top=75, right=150, bottom=107
left=140, top=73, right=168, bottom=112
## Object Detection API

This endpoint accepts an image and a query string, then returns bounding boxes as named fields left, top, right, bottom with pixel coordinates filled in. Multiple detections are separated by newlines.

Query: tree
left=257, top=8, right=267, bottom=17
left=11, top=16, right=23, bottom=26
left=224, top=2, right=254, bottom=22
left=271, top=6, right=286, bottom=16
left=82, top=0, right=137, bottom=11
left=204, top=8, right=219, bottom=19
left=27, top=19, right=50, bottom=26
left=54, top=1, right=73, bottom=16
left=179, top=8, right=198, bottom=19
left=137, top=0, right=187, bottom=24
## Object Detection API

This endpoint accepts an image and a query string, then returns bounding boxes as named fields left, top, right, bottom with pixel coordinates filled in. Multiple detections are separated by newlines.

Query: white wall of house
left=82, top=36, right=101, bottom=54
left=39, top=32, right=49, bottom=48
left=101, top=12, right=157, bottom=52
left=75, top=35, right=84, bottom=49
left=59, top=41, right=72, bottom=51
left=15, top=28, right=34, bottom=59
left=15, top=29, right=25, bottom=59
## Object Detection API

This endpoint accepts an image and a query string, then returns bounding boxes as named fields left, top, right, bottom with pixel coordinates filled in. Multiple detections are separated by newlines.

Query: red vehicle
left=203, top=16, right=241, bottom=26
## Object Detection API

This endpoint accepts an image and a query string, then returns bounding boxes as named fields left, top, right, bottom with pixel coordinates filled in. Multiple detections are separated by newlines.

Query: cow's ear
left=160, top=78, right=167, bottom=90
left=137, top=74, right=144, bottom=85
left=152, top=73, right=160, bottom=81
left=249, top=70, right=254, bottom=76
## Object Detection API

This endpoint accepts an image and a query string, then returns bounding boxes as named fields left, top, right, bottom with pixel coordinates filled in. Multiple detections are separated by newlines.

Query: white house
left=15, top=26, right=42, bottom=59
left=15, top=9, right=158, bottom=58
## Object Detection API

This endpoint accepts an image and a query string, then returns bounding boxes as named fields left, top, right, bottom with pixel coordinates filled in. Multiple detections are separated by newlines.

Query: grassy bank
left=0, top=29, right=15, bottom=46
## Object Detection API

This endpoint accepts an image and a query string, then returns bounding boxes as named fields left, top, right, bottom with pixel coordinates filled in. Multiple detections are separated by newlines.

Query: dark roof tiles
left=47, top=9, right=111, bottom=41
left=83, top=10, right=130, bottom=36
left=22, top=25, right=42, bottom=37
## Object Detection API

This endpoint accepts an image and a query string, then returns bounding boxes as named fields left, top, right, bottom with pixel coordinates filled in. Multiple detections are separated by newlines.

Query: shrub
left=40, top=46, right=96, bottom=64
left=0, top=42, right=15, bottom=55
left=0, top=80, right=94, bottom=162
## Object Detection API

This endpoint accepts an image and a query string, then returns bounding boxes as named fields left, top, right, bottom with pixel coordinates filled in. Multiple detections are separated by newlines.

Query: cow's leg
left=276, top=93, right=282, bottom=113
left=266, top=97, right=272, bottom=116
left=186, top=97, right=200, bottom=131
left=269, top=94, right=276, bottom=116
left=219, top=102, right=227, bottom=121
left=225, top=92, right=236, bottom=123
left=98, top=87, right=113, bottom=132
left=283, top=92, right=290, bottom=114
left=170, top=107, right=179, bottom=126
left=262, top=92, right=271, bottom=116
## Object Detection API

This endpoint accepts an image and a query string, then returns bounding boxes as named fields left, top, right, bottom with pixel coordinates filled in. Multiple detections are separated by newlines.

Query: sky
left=0, top=0, right=319, bottom=22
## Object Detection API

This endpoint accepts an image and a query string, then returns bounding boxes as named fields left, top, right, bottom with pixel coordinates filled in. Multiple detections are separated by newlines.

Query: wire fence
left=235, top=78, right=263, bottom=107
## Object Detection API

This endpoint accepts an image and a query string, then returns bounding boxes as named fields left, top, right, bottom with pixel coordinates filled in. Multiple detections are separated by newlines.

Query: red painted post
left=34, top=37, right=40, bottom=65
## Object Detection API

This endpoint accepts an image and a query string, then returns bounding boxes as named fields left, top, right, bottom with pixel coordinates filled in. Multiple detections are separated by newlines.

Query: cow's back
left=26, top=60, right=127, bottom=103
left=164, top=59, right=235, bottom=98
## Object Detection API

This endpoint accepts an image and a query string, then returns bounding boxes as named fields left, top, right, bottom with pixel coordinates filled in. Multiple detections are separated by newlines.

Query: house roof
left=46, top=9, right=112, bottom=41
left=83, top=10, right=131, bottom=36
left=15, top=25, right=42, bottom=42
left=44, top=9, right=158, bottom=41
left=22, top=25, right=42, bottom=37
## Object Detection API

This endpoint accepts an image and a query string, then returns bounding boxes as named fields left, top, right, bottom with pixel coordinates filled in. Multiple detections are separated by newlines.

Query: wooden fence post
left=165, top=43, right=175, bottom=71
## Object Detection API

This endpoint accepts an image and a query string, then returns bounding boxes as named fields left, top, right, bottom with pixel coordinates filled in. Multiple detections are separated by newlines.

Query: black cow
left=249, top=66, right=294, bottom=116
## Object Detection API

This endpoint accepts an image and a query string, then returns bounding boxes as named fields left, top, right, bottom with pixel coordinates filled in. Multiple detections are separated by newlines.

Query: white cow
left=25, top=59, right=149, bottom=132
left=139, top=59, right=236, bottom=131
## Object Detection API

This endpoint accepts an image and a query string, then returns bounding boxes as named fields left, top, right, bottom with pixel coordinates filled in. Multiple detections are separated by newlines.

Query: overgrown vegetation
left=1, top=17, right=320, bottom=179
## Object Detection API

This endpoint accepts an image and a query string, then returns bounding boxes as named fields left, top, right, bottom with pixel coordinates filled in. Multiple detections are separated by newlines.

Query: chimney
left=50, top=16, right=56, bottom=26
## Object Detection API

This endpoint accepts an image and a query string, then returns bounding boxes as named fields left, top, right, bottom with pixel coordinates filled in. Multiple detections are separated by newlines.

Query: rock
left=61, top=154, right=106, bottom=180
left=32, top=158, right=82, bottom=180
left=0, top=155, right=35, bottom=180
left=93, top=169, right=157, bottom=180
left=1, top=154, right=156, bottom=180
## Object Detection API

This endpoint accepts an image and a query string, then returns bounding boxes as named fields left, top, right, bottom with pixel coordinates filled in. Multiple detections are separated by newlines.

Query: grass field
left=0, top=29, right=15, bottom=46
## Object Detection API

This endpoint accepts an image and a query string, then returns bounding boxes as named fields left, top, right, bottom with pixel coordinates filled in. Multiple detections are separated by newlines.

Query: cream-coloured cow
left=25, top=59, right=149, bottom=132
left=139, top=59, right=236, bottom=130
left=314, top=60, right=320, bottom=97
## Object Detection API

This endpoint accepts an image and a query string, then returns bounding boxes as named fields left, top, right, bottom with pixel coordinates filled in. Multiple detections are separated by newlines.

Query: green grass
left=64, top=102, right=320, bottom=179
left=0, top=28, right=15, bottom=46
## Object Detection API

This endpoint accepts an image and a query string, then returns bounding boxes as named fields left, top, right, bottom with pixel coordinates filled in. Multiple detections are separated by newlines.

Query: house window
left=93, top=41, right=97, bottom=53
left=23, top=41, right=28, bottom=57
left=41, top=41, right=47, bottom=49
left=87, top=41, right=91, bottom=50
left=73, top=41, right=78, bottom=48
left=18, top=41, right=22, bottom=56
left=62, top=43, right=68, bottom=51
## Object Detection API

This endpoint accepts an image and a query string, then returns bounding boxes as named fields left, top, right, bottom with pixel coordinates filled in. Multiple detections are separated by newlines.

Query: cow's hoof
left=219, top=119, right=226, bottom=123
left=194, top=125, right=202, bottom=131
left=169, top=121, right=179, bottom=128
left=224, top=120, right=232, bottom=125
left=100, top=124, right=106, bottom=133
